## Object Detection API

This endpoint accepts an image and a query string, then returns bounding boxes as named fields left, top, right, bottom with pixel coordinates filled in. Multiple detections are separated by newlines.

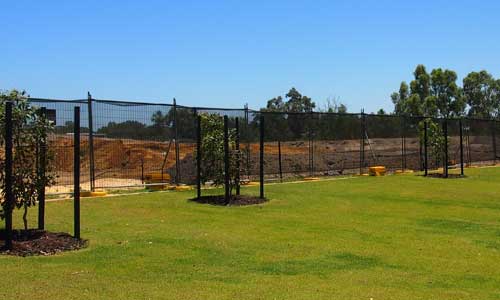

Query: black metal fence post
left=443, top=119, right=448, bottom=178
left=223, top=116, right=230, bottom=204
left=196, top=115, right=202, bottom=199
left=244, top=104, right=250, bottom=178
left=259, top=115, right=265, bottom=199
left=403, top=120, right=407, bottom=170
left=140, top=159, right=144, bottom=184
left=87, top=92, right=95, bottom=192
left=466, top=120, right=472, bottom=166
left=360, top=110, right=365, bottom=174
left=38, top=107, right=47, bottom=230
left=173, top=98, right=180, bottom=184
left=74, top=106, right=81, bottom=239
left=401, top=116, right=405, bottom=171
left=460, top=119, right=464, bottom=176
left=235, top=117, right=240, bottom=196
left=424, top=120, right=428, bottom=176
left=278, top=139, right=283, bottom=182
left=419, top=120, right=423, bottom=171
left=491, top=120, right=497, bottom=164
left=4, top=102, right=14, bottom=250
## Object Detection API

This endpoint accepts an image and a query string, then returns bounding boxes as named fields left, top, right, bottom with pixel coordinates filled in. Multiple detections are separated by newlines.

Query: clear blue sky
left=2, top=0, right=499, bottom=113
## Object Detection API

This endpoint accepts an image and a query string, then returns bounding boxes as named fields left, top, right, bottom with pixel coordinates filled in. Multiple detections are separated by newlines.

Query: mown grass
left=1, top=167, right=499, bottom=299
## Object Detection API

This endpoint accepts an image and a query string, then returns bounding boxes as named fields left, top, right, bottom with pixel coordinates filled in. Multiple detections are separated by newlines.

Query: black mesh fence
left=467, top=118, right=496, bottom=165
left=447, top=119, right=463, bottom=170
left=28, top=99, right=90, bottom=194
left=26, top=97, right=500, bottom=194
left=92, top=100, right=175, bottom=189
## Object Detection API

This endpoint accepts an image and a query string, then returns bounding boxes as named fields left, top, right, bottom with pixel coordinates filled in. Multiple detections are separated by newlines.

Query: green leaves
left=198, top=114, right=242, bottom=197
left=463, top=70, right=500, bottom=118
left=0, top=89, right=55, bottom=230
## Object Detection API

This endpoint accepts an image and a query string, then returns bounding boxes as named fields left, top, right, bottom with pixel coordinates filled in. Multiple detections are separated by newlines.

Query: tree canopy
left=391, top=65, right=499, bottom=119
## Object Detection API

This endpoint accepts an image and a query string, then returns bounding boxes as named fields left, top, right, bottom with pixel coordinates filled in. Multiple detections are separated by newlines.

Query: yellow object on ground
left=174, top=185, right=192, bottom=191
left=369, top=166, right=386, bottom=176
left=144, top=172, right=171, bottom=183
left=303, top=177, right=320, bottom=181
left=81, top=191, right=107, bottom=197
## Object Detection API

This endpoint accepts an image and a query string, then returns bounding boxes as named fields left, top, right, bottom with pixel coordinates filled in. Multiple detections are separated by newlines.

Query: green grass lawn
left=1, top=167, right=500, bottom=300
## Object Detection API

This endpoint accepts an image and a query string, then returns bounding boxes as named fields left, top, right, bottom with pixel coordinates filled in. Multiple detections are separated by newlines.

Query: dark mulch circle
left=0, top=229, right=88, bottom=257
left=423, top=173, right=465, bottom=179
left=190, top=195, right=267, bottom=206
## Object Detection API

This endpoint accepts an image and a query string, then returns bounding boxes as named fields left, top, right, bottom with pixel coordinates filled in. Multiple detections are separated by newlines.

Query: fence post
left=360, top=109, right=365, bottom=174
left=309, top=112, right=314, bottom=177
left=235, top=117, right=241, bottom=196
left=196, top=115, right=202, bottom=199
left=223, top=116, right=230, bottom=204
left=87, top=92, right=95, bottom=192
left=278, top=139, right=283, bottom=182
left=74, top=106, right=81, bottom=239
left=401, top=116, right=406, bottom=171
left=259, top=115, right=265, bottom=199
left=419, top=118, right=423, bottom=171
left=140, top=159, right=144, bottom=184
left=466, top=120, right=472, bottom=166
left=173, top=98, right=180, bottom=184
left=244, top=104, right=250, bottom=177
left=491, top=120, right=497, bottom=164
left=460, top=119, right=464, bottom=176
left=443, top=119, right=448, bottom=178
left=424, top=120, right=428, bottom=176
left=4, top=102, right=14, bottom=250
left=38, top=107, right=47, bottom=230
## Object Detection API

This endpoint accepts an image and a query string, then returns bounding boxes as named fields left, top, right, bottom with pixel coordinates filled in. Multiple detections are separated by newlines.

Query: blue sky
left=2, top=0, right=499, bottom=113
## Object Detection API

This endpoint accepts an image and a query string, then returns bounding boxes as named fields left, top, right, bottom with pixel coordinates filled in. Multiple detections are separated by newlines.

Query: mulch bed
left=423, top=173, right=465, bottom=179
left=0, top=229, right=88, bottom=257
left=190, top=195, right=267, bottom=206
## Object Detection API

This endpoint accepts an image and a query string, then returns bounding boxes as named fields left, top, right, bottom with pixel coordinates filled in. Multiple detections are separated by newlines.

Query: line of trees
left=391, top=65, right=500, bottom=119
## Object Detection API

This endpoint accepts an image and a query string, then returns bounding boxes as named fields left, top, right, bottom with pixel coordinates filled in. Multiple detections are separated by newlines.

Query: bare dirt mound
left=0, top=229, right=88, bottom=257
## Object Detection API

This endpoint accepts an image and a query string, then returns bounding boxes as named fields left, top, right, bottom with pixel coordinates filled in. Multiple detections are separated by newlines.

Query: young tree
left=198, top=114, right=242, bottom=200
left=420, top=119, right=446, bottom=166
left=0, top=90, right=55, bottom=231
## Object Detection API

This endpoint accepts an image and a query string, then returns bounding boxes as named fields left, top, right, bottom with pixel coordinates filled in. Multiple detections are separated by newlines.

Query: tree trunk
left=23, top=205, right=29, bottom=231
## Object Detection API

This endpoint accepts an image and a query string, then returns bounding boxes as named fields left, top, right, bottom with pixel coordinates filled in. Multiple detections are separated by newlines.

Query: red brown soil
left=0, top=229, right=88, bottom=257
left=47, top=134, right=497, bottom=187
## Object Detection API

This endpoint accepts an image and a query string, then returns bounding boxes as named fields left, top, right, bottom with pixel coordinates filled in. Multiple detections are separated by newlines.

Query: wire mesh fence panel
left=175, top=106, right=198, bottom=184
left=328, top=113, right=363, bottom=175
left=365, top=115, right=406, bottom=171
left=311, top=113, right=360, bottom=176
left=28, top=99, right=90, bottom=193
left=466, top=118, right=496, bottom=166
left=26, top=97, right=500, bottom=194
left=261, top=112, right=314, bottom=180
left=92, top=100, right=175, bottom=189
left=447, top=119, right=463, bottom=171
left=404, top=116, right=424, bottom=171
left=240, top=110, right=260, bottom=181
